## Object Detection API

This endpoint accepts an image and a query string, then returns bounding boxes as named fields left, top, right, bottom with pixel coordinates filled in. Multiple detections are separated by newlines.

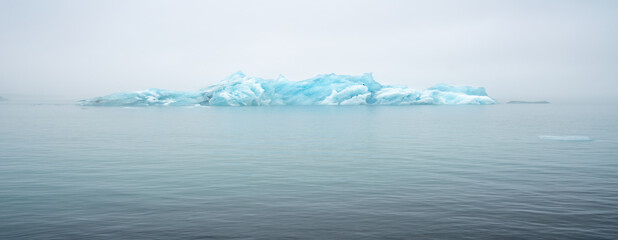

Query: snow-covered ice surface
left=79, top=72, right=497, bottom=106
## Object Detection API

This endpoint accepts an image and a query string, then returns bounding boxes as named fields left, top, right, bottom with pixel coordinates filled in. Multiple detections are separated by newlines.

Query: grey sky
left=1, top=0, right=616, bottom=102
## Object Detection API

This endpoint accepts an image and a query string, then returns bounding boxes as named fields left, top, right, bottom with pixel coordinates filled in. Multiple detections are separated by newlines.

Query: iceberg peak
left=79, top=72, right=496, bottom=106
left=227, top=70, right=246, bottom=79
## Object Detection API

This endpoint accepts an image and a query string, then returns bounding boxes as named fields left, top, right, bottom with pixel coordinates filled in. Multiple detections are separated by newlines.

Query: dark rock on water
left=507, top=101, right=549, bottom=104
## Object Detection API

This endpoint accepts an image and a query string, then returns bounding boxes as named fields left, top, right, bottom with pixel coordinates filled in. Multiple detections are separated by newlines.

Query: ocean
left=1, top=101, right=617, bottom=239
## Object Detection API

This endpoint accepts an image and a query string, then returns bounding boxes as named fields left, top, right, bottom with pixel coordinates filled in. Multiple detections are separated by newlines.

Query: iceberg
left=79, top=72, right=497, bottom=106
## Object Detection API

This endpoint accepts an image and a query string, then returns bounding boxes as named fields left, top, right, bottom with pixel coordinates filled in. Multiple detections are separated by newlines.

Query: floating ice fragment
left=538, top=136, right=593, bottom=141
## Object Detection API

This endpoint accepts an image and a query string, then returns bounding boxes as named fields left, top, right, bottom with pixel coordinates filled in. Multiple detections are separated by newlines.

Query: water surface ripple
left=1, top=103, right=617, bottom=239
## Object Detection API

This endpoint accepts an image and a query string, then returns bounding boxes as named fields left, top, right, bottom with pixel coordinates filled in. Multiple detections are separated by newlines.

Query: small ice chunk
left=538, top=135, right=593, bottom=141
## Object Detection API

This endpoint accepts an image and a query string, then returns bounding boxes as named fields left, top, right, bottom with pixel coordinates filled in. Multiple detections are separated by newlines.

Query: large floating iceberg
left=79, top=72, right=496, bottom=106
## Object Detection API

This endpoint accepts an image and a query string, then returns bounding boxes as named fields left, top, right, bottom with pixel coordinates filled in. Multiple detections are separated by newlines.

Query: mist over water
left=1, top=102, right=617, bottom=239
left=1, top=0, right=618, bottom=239
left=1, top=0, right=617, bottom=102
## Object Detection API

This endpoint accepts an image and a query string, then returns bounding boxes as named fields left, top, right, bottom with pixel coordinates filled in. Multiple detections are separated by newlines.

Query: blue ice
left=79, top=72, right=497, bottom=106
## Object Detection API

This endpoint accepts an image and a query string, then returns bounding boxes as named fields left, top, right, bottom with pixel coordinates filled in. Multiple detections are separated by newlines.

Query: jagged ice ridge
left=79, top=72, right=496, bottom=106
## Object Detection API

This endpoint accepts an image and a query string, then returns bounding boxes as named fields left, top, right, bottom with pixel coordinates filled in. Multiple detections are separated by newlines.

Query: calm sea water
left=1, top=101, right=617, bottom=239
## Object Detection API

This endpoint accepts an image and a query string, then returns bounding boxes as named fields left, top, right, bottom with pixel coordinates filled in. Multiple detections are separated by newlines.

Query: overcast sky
left=1, top=0, right=616, bottom=102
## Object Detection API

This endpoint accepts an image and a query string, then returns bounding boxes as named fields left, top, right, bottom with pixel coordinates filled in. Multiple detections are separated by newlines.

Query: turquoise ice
left=79, top=72, right=497, bottom=106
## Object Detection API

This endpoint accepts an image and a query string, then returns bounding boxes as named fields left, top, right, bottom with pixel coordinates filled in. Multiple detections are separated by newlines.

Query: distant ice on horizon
left=79, top=72, right=497, bottom=106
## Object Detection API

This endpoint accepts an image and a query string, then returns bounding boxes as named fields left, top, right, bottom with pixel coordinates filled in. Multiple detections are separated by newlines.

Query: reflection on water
left=1, top=103, right=617, bottom=239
